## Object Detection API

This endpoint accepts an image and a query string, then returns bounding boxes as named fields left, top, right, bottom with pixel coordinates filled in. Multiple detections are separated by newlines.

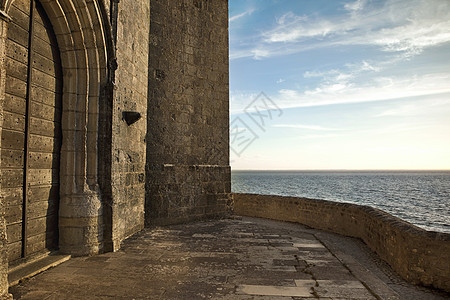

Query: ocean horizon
left=231, top=170, right=450, bottom=233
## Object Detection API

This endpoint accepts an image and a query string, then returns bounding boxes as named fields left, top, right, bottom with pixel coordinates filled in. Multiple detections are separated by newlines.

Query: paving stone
left=237, top=284, right=313, bottom=297
left=293, top=242, right=326, bottom=248
left=314, top=286, right=377, bottom=299
left=304, top=259, right=337, bottom=266
left=293, top=280, right=317, bottom=287
left=8, top=217, right=448, bottom=299
left=218, top=295, right=292, bottom=300
left=192, top=233, right=216, bottom=238
left=316, top=280, right=366, bottom=289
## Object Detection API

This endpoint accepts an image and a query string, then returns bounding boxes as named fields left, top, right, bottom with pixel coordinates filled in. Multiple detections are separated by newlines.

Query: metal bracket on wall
left=122, top=111, right=141, bottom=125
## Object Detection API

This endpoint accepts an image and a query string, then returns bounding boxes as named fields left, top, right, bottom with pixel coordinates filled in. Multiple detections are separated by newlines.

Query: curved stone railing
left=233, top=193, right=450, bottom=292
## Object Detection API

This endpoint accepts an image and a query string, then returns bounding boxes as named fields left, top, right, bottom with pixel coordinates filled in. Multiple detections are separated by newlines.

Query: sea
left=231, top=170, right=450, bottom=233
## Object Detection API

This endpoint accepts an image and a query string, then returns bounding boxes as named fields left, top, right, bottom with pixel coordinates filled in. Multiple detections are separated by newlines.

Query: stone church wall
left=107, top=1, right=150, bottom=252
left=0, top=0, right=230, bottom=297
left=146, top=0, right=231, bottom=225
left=0, top=10, right=10, bottom=299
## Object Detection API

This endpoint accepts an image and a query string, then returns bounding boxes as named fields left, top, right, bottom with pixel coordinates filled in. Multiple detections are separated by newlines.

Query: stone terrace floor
left=10, top=217, right=449, bottom=299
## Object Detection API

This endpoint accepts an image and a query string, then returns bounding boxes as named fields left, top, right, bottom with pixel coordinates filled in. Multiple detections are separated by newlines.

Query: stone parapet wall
left=233, top=193, right=450, bottom=292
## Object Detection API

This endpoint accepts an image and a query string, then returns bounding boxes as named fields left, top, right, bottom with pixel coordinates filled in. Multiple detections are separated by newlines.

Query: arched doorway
left=2, top=0, right=61, bottom=265
left=1, top=0, right=114, bottom=259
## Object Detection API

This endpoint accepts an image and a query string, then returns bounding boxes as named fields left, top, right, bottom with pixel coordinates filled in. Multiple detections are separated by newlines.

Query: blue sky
left=229, top=0, right=450, bottom=170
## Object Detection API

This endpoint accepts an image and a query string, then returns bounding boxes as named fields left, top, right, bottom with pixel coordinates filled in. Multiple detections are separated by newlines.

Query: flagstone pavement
left=9, top=217, right=449, bottom=299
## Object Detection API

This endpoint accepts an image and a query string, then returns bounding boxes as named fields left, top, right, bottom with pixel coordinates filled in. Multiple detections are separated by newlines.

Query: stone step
left=8, top=254, right=71, bottom=286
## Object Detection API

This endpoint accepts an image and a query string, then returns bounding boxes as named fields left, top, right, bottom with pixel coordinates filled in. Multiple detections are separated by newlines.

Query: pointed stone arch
left=0, top=0, right=115, bottom=256
left=0, top=0, right=13, bottom=15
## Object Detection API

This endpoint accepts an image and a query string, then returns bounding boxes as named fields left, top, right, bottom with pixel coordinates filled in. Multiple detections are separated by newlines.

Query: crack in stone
left=294, top=254, right=318, bottom=298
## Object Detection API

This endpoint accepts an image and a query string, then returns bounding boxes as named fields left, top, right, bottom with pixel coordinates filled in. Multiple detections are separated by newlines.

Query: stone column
left=0, top=7, right=13, bottom=300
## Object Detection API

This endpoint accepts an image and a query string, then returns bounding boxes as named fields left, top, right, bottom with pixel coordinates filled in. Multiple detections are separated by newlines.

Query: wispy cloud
left=344, top=0, right=368, bottom=12
left=230, top=91, right=259, bottom=114
left=229, top=0, right=450, bottom=170
left=250, top=49, right=270, bottom=60
left=230, top=1, right=450, bottom=116
left=359, top=123, right=433, bottom=136
left=230, top=73, right=450, bottom=113
left=346, top=61, right=380, bottom=73
left=376, top=98, right=450, bottom=117
left=297, top=133, right=345, bottom=140
left=277, top=73, right=450, bottom=109
left=273, top=124, right=342, bottom=131
left=233, top=0, right=450, bottom=60
left=229, top=8, right=255, bottom=22
left=265, top=15, right=333, bottom=43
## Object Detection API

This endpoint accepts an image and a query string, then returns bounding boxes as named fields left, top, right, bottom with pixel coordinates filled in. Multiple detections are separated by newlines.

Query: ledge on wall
left=8, top=254, right=71, bottom=287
